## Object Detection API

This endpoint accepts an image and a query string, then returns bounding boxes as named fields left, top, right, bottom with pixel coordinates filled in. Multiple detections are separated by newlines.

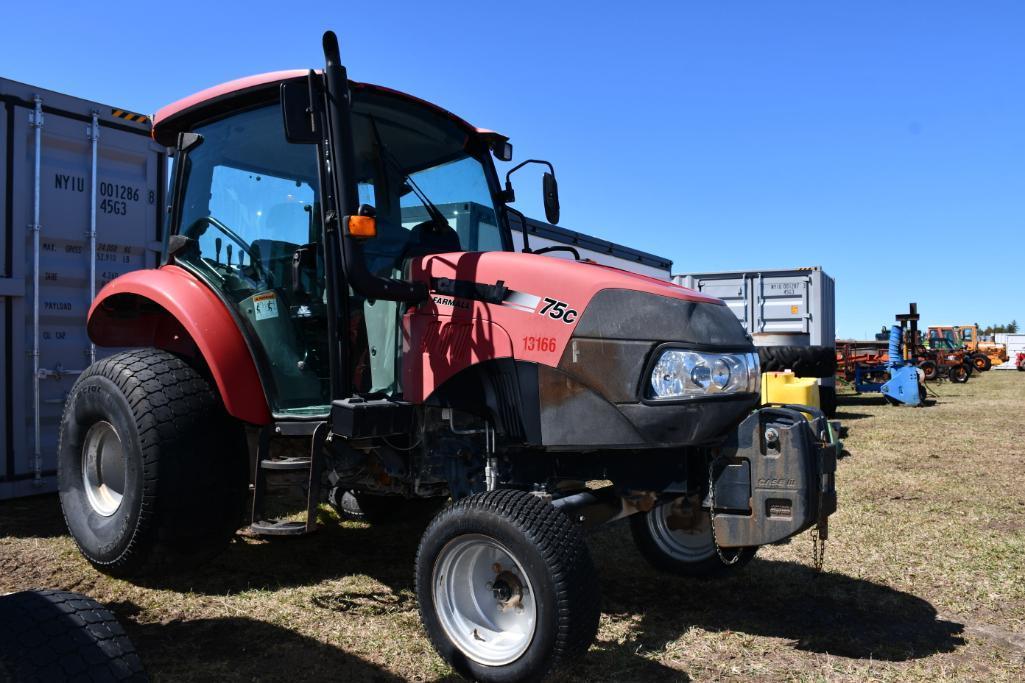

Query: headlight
left=648, top=349, right=760, bottom=400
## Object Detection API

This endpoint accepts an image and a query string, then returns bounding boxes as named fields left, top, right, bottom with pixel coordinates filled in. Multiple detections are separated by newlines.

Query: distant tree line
left=975, top=321, right=1018, bottom=335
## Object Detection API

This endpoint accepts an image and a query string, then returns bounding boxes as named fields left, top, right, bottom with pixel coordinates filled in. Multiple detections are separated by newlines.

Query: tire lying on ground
left=58, top=348, right=249, bottom=578
left=0, top=590, right=147, bottom=682
left=415, top=489, right=600, bottom=682
left=758, top=345, right=837, bottom=378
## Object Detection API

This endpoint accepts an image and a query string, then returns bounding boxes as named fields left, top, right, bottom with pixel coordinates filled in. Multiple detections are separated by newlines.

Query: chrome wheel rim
left=81, top=421, right=126, bottom=517
left=432, top=534, right=537, bottom=666
left=647, top=499, right=716, bottom=562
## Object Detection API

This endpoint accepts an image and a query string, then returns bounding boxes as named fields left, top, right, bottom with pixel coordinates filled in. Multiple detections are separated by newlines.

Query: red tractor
left=58, top=33, right=837, bottom=681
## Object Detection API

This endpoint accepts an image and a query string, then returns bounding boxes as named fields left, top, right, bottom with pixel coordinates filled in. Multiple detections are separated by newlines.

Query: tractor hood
left=411, top=250, right=749, bottom=351
left=406, top=250, right=757, bottom=448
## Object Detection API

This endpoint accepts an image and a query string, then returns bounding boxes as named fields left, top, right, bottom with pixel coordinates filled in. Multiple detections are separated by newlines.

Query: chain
left=811, top=526, right=826, bottom=572
left=707, top=458, right=742, bottom=565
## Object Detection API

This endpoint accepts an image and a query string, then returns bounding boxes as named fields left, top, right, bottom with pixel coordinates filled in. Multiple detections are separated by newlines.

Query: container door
left=0, top=102, right=9, bottom=489
left=2, top=100, right=162, bottom=500
left=694, top=277, right=750, bottom=333
left=756, top=275, right=810, bottom=335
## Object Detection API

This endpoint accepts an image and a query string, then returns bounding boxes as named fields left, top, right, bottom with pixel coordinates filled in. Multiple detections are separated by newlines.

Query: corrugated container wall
left=508, top=213, right=672, bottom=279
left=994, top=334, right=1025, bottom=369
left=1, top=78, right=166, bottom=499
left=672, top=267, right=836, bottom=389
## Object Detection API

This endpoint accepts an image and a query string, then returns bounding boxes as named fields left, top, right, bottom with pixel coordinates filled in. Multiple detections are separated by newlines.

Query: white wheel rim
left=81, top=421, right=126, bottom=517
left=646, top=500, right=717, bottom=562
left=432, top=534, right=537, bottom=666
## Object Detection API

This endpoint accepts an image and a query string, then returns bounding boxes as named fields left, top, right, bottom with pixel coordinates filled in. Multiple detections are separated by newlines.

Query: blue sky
left=2, top=2, right=1022, bottom=338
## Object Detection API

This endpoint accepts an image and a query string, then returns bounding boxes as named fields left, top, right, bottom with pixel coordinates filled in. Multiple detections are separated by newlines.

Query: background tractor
left=927, top=324, right=1007, bottom=372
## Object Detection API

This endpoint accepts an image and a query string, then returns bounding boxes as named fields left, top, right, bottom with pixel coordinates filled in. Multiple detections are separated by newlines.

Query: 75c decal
left=538, top=297, right=578, bottom=324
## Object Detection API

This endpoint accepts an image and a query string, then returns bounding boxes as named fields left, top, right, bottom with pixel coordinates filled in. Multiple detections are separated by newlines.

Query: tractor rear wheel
left=948, top=364, right=970, bottom=383
left=971, top=353, right=992, bottom=372
left=415, top=489, right=600, bottom=682
left=630, top=499, right=756, bottom=577
left=918, top=360, right=938, bottom=381
left=58, top=348, right=249, bottom=577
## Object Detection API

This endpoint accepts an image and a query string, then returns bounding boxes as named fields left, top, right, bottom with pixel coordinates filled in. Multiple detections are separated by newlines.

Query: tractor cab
left=154, top=72, right=516, bottom=416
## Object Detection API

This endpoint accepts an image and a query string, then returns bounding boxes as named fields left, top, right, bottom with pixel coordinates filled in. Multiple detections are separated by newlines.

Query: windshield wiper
left=367, top=117, right=450, bottom=232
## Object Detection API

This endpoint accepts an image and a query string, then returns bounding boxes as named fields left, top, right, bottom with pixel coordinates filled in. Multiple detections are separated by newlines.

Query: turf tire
left=415, top=489, right=600, bottom=682
left=58, top=348, right=248, bottom=577
left=630, top=502, right=757, bottom=578
left=0, top=589, right=147, bottom=682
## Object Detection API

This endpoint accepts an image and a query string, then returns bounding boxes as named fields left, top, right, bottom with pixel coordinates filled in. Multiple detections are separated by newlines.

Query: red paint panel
left=88, top=265, right=272, bottom=425
left=404, top=251, right=721, bottom=400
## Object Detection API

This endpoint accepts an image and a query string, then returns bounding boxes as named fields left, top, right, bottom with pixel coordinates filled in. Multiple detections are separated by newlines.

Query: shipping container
left=993, top=333, right=1025, bottom=369
left=507, top=212, right=672, bottom=279
left=672, top=267, right=836, bottom=394
left=1, top=77, right=166, bottom=499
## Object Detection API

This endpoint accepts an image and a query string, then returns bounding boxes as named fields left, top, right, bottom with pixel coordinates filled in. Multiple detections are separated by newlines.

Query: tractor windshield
left=349, top=90, right=508, bottom=268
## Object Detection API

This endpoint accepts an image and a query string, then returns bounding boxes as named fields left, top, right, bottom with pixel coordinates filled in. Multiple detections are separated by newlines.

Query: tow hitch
left=708, top=405, right=838, bottom=557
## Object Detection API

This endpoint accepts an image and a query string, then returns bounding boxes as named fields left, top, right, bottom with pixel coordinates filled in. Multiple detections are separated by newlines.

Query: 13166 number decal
left=523, top=336, right=557, bottom=352
left=538, top=297, right=578, bottom=324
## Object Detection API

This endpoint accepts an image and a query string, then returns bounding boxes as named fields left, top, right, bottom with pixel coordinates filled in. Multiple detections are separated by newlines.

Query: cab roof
left=151, top=69, right=506, bottom=147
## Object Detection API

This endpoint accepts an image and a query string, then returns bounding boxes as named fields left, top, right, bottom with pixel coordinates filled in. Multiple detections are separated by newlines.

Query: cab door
left=172, top=103, right=332, bottom=416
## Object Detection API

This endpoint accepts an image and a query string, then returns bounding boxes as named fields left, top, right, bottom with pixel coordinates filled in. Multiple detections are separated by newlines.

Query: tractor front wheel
left=918, top=360, right=938, bottom=381
left=58, top=349, right=249, bottom=577
left=948, top=364, right=970, bottom=383
left=630, top=499, right=757, bottom=577
left=415, top=490, right=600, bottom=682
left=971, top=353, right=992, bottom=372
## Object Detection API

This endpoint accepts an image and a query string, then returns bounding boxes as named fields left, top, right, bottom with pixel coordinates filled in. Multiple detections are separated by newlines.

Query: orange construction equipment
left=927, top=325, right=1008, bottom=371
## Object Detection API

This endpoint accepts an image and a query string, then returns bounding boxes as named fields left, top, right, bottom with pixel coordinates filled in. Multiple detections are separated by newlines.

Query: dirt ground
left=2, top=371, right=1024, bottom=681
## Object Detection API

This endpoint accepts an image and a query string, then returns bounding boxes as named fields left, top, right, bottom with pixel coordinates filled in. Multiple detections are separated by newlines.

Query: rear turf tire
left=630, top=499, right=756, bottom=578
left=58, top=348, right=248, bottom=577
left=0, top=590, right=147, bottom=682
left=415, top=490, right=600, bottom=682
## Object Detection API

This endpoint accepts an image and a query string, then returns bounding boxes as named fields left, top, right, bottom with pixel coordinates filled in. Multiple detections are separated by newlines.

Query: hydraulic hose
left=887, top=325, right=902, bottom=369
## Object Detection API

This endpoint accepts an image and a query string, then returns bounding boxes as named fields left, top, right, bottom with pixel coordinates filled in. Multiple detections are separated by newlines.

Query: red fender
left=87, top=265, right=272, bottom=425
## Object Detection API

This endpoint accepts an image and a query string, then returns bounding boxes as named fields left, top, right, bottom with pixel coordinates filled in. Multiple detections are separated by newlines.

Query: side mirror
left=281, top=78, right=320, bottom=144
left=494, top=141, right=513, bottom=162
left=542, top=172, right=560, bottom=225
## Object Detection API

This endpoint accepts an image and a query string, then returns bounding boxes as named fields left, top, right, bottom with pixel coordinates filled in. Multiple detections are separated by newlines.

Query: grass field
left=2, top=371, right=1024, bottom=681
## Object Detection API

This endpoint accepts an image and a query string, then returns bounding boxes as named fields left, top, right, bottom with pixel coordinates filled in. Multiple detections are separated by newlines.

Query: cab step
left=248, top=421, right=328, bottom=537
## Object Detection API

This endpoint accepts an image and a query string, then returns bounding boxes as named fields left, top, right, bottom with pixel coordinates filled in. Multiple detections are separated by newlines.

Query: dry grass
left=2, top=371, right=1024, bottom=681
